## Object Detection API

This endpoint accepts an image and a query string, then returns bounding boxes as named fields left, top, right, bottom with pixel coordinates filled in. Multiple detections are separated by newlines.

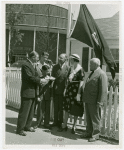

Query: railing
left=6, top=68, right=119, bottom=140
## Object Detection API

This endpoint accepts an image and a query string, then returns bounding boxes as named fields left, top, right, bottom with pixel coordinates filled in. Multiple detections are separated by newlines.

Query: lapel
left=86, top=68, right=101, bottom=84
left=26, top=59, right=36, bottom=76
left=27, top=60, right=34, bottom=70
left=56, top=63, right=68, bottom=77
left=61, top=63, right=68, bottom=73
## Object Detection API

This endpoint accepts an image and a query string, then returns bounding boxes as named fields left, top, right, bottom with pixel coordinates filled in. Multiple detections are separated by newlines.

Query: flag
left=70, top=4, right=117, bottom=79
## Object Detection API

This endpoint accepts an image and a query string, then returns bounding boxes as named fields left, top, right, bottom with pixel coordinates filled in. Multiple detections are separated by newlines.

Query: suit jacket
left=52, top=63, right=70, bottom=95
left=36, top=61, right=48, bottom=77
left=36, top=62, right=42, bottom=77
left=21, top=60, right=40, bottom=98
left=83, top=68, right=108, bottom=105
left=35, top=62, right=50, bottom=97
left=39, top=79, right=53, bottom=100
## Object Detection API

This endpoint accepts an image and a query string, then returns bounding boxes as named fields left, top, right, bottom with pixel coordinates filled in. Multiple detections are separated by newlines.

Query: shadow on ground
left=47, top=127, right=88, bottom=141
left=6, top=124, right=17, bottom=134
left=5, top=106, right=119, bottom=145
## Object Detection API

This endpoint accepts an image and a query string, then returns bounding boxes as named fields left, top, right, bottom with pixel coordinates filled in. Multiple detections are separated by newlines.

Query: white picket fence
left=6, top=68, right=119, bottom=140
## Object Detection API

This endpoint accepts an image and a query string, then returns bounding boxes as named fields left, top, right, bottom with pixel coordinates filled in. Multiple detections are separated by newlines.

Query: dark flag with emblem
left=71, top=4, right=117, bottom=79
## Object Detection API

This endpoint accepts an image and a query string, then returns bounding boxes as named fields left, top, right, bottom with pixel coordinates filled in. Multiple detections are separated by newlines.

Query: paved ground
left=5, top=107, right=118, bottom=146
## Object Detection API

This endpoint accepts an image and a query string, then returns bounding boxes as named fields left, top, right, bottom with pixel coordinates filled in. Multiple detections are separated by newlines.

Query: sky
left=56, top=3, right=120, bottom=20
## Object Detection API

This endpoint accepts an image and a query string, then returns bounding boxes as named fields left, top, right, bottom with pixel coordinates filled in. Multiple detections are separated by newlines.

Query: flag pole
left=66, top=4, right=72, bottom=59
left=56, top=30, right=59, bottom=64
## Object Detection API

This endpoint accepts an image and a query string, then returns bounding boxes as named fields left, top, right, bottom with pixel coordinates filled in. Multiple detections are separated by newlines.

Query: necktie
left=89, top=71, right=94, bottom=79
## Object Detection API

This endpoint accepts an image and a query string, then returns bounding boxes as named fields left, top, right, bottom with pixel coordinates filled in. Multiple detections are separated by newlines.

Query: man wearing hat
left=51, top=53, right=70, bottom=130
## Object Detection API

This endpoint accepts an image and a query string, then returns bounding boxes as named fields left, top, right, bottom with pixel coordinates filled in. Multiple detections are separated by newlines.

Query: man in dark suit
left=16, top=51, right=47, bottom=136
left=51, top=54, right=69, bottom=130
left=39, top=65, right=54, bottom=129
left=81, top=58, right=108, bottom=142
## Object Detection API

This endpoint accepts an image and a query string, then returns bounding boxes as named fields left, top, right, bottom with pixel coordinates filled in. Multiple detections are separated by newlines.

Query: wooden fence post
left=107, top=86, right=113, bottom=135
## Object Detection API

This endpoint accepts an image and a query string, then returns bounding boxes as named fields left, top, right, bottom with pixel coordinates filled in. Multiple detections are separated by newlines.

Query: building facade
left=6, top=4, right=119, bottom=74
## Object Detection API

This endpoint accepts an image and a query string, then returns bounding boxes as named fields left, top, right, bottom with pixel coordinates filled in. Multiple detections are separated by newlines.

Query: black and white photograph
left=1, top=1, right=122, bottom=148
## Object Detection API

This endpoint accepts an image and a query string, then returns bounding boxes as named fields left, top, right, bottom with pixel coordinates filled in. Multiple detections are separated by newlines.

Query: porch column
left=56, top=30, right=59, bottom=64
left=88, top=47, right=91, bottom=72
left=33, top=28, right=36, bottom=51
left=66, top=4, right=72, bottom=57
left=102, top=65, right=106, bottom=72
left=8, top=27, right=11, bottom=66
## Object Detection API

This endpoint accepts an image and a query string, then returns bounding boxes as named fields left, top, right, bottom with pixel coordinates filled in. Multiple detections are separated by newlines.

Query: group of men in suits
left=16, top=51, right=69, bottom=136
left=16, top=50, right=108, bottom=143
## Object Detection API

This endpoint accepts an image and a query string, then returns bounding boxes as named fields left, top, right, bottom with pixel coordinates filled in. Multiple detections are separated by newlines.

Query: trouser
left=17, top=97, right=35, bottom=132
left=36, top=101, right=44, bottom=125
left=36, top=100, right=51, bottom=125
left=43, top=100, right=51, bottom=125
left=53, top=94, right=64, bottom=126
left=85, top=103, right=101, bottom=138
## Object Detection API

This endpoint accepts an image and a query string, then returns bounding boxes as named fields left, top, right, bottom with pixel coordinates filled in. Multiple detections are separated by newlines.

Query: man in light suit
left=81, top=58, right=108, bottom=142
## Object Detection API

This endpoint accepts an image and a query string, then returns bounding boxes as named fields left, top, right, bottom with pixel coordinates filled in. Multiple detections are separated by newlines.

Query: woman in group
left=58, top=54, right=85, bottom=134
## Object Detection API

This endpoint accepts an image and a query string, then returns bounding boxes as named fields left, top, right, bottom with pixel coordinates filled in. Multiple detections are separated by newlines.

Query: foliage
left=36, top=31, right=57, bottom=53
left=6, top=4, right=32, bottom=64
left=35, top=4, right=65, bottom=55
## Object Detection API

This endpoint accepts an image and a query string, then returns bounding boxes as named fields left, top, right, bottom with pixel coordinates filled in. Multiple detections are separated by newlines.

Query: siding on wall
left=106, top=39, right=119, bottom=48
left=6, top=4, right=68, bottom=18
left=6, top=4, right=68, bottom=30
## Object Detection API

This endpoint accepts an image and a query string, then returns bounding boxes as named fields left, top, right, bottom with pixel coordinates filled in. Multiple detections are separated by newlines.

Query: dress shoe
left=33, top=125, right=39, bottom=129
left=58, top=126, right=68, bottom=132
left=24, top=127, right=35, bottom=132
left=16, top=130, right=27, bottom=136
left=80, top=132, right=92, bottom=138
left=50, top=123, right=58, bottom=127
left=88, top=137, right=99, bottom=142
left=44, top=124, right=51, bottom=129
left=71, top=128, right=75, bottom=134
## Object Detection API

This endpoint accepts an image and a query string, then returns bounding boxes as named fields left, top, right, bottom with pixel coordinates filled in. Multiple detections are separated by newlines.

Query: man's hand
left=76, top=94, right=81, bottom=102
left=49, top=76, right=55, bottom=81
left=40, top=95, right=43, bottom=101
left=37, top=97, right=41, bottom=102
left=63, top=89, right=66, bottom=97
left=40, top=79, right=48, bottom=84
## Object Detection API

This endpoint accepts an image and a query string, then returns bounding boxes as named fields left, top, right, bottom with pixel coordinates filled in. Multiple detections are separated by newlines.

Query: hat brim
left=70, top=56, right=80, bottom=61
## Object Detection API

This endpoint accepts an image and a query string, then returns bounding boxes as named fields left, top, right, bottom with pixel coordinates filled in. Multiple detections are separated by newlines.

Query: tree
left=35, top=4, right=65, bottom=58
left=6, top=4, right=32, bottom=64
left=36, top=5, right=57, bottom=53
